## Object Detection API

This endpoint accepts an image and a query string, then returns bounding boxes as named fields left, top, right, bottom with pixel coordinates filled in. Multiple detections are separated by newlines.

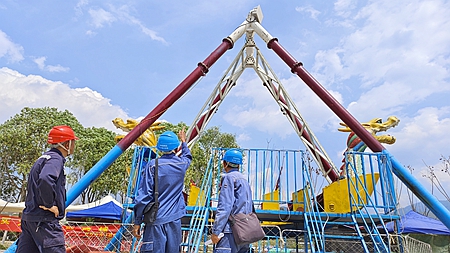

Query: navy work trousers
left=140, top=218, right=182, bottom=253
left=214, top=233, right=250, bottom=253
left=16, top=220, right=65, bottom=253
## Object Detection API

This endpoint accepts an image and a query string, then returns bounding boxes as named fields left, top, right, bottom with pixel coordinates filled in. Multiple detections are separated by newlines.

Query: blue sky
left=1, top=0, right=450, bottom=207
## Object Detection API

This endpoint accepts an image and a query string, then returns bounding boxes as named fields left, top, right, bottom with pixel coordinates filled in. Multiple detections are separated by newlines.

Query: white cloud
left=0, top=30, right=24, bottom=63
left=85, top=30, right=96, bottom=36
left=75, top=0, right=89, bottom=16
left=34, top=56, right=46, bottom=69
left=312, top=48, right=344, bottom=87
left=222, top=74, right=342, bottom=139
left=388, top=107, right=450, bottom=165
left=347, top=79, right=449, bottom=119
left=308, top=0, right=450, bottom=171
left=236, top=133, right=251, bottom=142
left=88, top=8, right=116, bottom=28
left=295, top=6, right=321, bottom=20
left=0, top=67, right=129, bottom=132
left=222, top=76, right=292, bottom=138
left=334, top=0, right=357, bottom=18
left=313, top=0, right=450, bottom=101
left=113, top=5, right=167, bottom=44
left=33, top=56, right=70, bottom=73
left=86, top=5, right=167, bottom=44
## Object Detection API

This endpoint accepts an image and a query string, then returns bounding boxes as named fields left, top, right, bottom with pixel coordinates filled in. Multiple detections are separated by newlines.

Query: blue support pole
left=66, top=145, right=123, bottom=205
left=4, top=242, right=16, bottom=253
left=387, top=150, right=450, bottom=228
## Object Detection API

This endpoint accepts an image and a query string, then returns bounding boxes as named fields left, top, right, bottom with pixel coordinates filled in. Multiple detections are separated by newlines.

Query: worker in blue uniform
left=16, top=125, right=79, bottom=253
left=132, top=127, right=192, bottom=253
left=211, top=149, right=254, bottom=253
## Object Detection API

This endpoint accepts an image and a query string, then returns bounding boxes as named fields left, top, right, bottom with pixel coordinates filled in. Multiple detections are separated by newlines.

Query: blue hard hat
left=222, top=148, right=243, bottom=165
left=156, top=131, right=180, bottom=152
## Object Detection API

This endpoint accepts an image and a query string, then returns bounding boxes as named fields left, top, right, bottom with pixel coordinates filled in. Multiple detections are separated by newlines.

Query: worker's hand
left=178, top=127, right=186, bottom=143
left=132, top=224, right=142, bottom=239
left=211, top=233, right=221, bottom=244
left=39, top=205, right=59, bottom=217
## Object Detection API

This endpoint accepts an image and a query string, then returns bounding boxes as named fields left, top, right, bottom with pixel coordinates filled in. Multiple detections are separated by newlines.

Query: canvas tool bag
left=143, top=158, right=159, bottom=224
left=228, top=211, right=265, bottom=245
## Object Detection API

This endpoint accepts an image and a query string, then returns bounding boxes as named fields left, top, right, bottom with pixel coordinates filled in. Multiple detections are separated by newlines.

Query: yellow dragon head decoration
left=338, top=116, right=400, bottom=145
left=337, top=116, right=400, bottom=177
left=112, top=118, right=165, bottom=147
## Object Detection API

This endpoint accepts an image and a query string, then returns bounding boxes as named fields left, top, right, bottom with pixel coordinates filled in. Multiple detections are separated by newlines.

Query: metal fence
left=0, top=218, right=433, bottom=253
left=0, top=221, right=306, bottom=252
left=389, top=234, right=432, bottom=253
left=0, top=217, right=136, bottom=252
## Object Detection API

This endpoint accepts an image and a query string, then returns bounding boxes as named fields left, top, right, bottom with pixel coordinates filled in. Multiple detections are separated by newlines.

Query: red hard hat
left=47, top=125, right=79, bottom=144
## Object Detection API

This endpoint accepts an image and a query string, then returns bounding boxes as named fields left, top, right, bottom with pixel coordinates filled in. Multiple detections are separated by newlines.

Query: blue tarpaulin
left=66, top=201, right=123, bottom=221
left=386, top=210, right=450, bottom=235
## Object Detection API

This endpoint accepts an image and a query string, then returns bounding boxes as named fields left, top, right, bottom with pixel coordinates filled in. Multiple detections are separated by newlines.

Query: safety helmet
left=156, top=131, right=180, bottom=152
left=222, top=148, right=243, bottom=165
left=47, top=125, right=79, bottom=144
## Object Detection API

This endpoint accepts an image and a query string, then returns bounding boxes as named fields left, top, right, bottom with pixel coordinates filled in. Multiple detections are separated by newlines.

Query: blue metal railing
left=122, top=147, right=401, bottom=252
left=343, top=151, right=398, bottom=252
left=120, top=146, right=155, bottom=253
left=184, top=153, right=215, bottom=252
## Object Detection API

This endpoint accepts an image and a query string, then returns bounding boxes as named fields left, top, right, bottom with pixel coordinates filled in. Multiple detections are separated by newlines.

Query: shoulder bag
left=227, top=177, right=265, bottom=245
left=228, top=210, right=265, bottom=245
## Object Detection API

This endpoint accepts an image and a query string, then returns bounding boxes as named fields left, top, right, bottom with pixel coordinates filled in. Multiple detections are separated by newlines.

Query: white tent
left=66, top=195, right=122, bottom=212
left=0, top=195, right=122, bottom=214
left=0, top=199, right=25, bottom=214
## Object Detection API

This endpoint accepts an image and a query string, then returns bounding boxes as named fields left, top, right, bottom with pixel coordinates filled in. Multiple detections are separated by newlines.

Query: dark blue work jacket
left=212, top=169, right=254, bottom=235
left=134, top=142, right=192, bottom=225
left=21, top=148, right=67, bottom=222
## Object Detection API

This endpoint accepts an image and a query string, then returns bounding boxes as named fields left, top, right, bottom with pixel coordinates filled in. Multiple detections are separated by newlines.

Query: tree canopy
left=0, top=107, right=131, bottom=204
left=0, top=107, right=83, bottom=202
left=0, top=107, right=239, bottom=204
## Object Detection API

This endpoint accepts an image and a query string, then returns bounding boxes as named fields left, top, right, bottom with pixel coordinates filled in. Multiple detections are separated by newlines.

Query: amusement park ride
left=6, top=5, right=450, bottom=253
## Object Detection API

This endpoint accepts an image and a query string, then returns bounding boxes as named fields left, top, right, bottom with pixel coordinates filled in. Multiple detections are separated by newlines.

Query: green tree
left=0, top=107, right=133, bottom=205
left=187, top=126, right=239, bottom=188
left=0, top=107, right=83, bottom=202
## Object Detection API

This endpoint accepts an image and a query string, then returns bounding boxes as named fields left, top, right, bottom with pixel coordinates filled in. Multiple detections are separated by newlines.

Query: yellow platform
left=187, top=183, right=206, bottom=206
left=323, top=173, right=380, bottom=213
left=261, top=186, right=312, bottom=212
left=292, top=185, right=311, bottom=212
left=262, top=190, right=280, bottom=210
